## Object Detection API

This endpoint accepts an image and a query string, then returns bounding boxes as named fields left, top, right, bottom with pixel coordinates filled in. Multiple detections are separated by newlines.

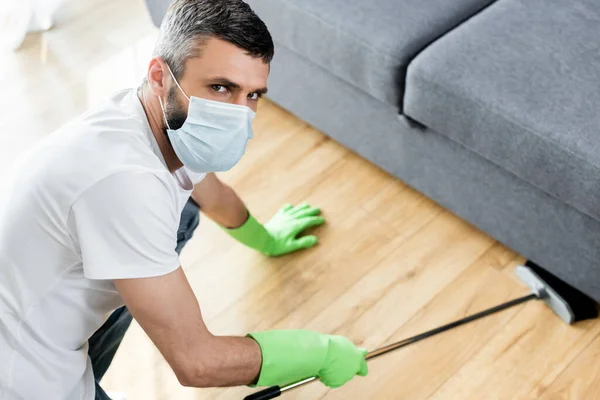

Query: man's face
left=163, top=37, right=270, bottom=131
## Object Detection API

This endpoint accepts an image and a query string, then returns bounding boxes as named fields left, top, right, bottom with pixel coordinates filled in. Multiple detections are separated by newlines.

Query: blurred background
left=0, top=0, right=157, bottom=178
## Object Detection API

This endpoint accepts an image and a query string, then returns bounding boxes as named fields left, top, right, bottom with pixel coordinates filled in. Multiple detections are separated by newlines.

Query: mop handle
left=243, top=293, right=537, bottom=400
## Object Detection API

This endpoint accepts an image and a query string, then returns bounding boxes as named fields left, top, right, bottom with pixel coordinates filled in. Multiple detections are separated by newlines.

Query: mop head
left=516, top=261, right=598, bottom=324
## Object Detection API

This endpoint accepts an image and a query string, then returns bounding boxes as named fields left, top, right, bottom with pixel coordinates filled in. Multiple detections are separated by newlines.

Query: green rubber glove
left=248, top=330, right=368, bottom=388
left=223, top=203, right=325, bottom=256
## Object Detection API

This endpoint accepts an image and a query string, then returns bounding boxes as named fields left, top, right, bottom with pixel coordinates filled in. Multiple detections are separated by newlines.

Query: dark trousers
left=90, top=198, right=200, bottom=399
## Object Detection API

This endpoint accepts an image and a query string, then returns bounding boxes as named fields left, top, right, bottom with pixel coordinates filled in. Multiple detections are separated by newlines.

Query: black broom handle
left=244, top=293, right=538, bottom=400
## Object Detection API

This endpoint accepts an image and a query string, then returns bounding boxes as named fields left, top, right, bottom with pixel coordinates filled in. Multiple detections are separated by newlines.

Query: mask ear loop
left=165, top=64, right=190, bottom=101
left=160, top=63, right=189, bottom=131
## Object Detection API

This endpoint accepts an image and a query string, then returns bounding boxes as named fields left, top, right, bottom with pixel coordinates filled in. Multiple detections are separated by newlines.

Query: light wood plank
left=363, top=179, right=443, bottom=239
left=312, top=212, right=495, bottom=351
left=429, top=297, right=600, bottom=399
left=321, top=243, right=522, bottom=400
left=539, top=331, right=600, bottom=400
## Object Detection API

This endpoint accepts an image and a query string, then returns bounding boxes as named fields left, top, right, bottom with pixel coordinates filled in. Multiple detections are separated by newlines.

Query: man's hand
left=248, top=330, right=368, bottom=388
left=223, top=203, right=325, bottom=257
left=261, top=203, right=325, bottom=256
left=193, top=174, right=325, bottom=257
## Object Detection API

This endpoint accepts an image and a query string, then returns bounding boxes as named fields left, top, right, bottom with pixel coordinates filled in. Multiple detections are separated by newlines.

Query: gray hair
left=153, top=0, right=274, bottom=80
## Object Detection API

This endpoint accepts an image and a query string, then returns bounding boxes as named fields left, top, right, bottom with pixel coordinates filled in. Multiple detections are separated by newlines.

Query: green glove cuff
left=222, top=213, right=272, bottom=255
left=247, top=330, right=329, bottom=387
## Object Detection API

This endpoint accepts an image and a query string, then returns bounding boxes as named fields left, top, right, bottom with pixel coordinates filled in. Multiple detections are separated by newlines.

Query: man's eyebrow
left=207, top=77, right=267, bottom=94
left=207, top=77, right=242, bottom=90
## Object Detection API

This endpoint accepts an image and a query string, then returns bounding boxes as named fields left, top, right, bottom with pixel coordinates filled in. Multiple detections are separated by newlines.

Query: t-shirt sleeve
left=70, top=171, right=181, bottom=280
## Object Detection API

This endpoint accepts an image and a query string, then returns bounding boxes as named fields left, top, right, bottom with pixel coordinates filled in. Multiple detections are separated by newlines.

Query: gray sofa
left=147, top=0, right=600, bottom=301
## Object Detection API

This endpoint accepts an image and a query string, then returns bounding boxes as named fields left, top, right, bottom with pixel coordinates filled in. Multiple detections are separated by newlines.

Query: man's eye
left=248, top=92, right=261, bottom=101
left=211, top=85, right=228, bottom=93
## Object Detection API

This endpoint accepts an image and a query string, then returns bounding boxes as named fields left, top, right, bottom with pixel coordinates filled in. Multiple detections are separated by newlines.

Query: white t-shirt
left=0, top=89, right=205, bottom=400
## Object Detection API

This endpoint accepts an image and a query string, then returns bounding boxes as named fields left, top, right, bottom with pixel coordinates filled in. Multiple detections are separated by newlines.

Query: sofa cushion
left=246, top=0, right=495, bottom=109
left=405, top=0, right=600, bottom=222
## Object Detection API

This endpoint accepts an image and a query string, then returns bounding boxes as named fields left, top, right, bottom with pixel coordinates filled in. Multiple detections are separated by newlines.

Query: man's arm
left=114, top=267, right=261, bottom=387
left=191, top=173, right=248, bottom=228
left=114, top=267, right=368, bottom=390
left=192, top=173, right=325, bottom=256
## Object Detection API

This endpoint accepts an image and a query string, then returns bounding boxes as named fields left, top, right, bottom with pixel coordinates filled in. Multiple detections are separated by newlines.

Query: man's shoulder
left=80, top=169, right=179, bottom=205
left=44, top=89, right=158, bottom=170
left=18, top=89, right=171, bottom=206
left=66, top=88, right=148, bottom=144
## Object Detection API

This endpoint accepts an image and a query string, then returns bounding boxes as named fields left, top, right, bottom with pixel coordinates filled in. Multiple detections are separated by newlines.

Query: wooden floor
left=2, top=0, right=600, bottom=399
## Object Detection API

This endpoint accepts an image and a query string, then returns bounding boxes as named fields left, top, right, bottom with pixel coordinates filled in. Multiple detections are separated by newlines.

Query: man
left=0, top=1, right=368, bottom=399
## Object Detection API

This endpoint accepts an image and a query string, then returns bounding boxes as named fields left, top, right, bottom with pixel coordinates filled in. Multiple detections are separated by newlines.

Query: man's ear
left=147, top=57, right=169, bottom=98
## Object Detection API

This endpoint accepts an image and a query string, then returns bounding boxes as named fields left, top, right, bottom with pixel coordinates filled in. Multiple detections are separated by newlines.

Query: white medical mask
left=159, top=65, right=256, bottom=173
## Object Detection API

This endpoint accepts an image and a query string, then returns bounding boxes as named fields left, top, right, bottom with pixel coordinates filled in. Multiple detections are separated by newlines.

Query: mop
left=244, top=261, right=598, bottom=400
